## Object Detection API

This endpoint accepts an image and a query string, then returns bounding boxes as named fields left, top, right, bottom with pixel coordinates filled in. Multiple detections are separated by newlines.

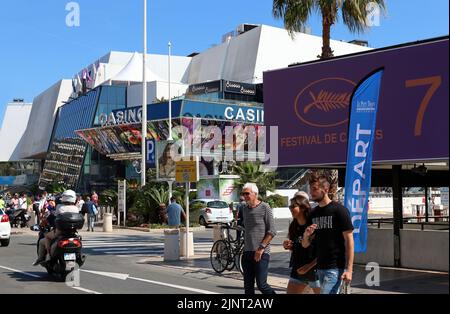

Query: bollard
left=180, top=228, right=194, bottom=258
left=164, top=229, right=180, bottom=261
left=103, top=213, right=113, bottom=232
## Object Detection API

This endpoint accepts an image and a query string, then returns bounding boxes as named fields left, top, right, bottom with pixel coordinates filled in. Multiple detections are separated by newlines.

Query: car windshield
left=207, top=201, right=228, bottom=209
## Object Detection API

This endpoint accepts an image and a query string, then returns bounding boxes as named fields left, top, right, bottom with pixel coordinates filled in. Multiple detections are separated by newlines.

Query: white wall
left=354, top=228, right=449, bottom=271
left=127, top=82, right=189, bottom=108
left=0, top=102, right=32, bottom=161
left=354, top=228, right=395, bottom=267
left=400, top=229, right=449, bottom=271
left=18, top=80, right=73, bottom=159
left=255, top=25, right=371, bottom=81
left=188, top=44, right=228, bottom=84
left=94, top=52, right=191, bottom=87
left=188, top=24, right=371, bottom=85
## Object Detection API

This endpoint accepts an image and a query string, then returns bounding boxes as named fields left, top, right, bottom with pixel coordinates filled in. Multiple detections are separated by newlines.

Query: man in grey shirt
left=240, top=183, right=277, bottom=294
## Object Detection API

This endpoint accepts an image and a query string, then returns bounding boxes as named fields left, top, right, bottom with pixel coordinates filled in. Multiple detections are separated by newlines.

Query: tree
left=147, top=186, right=169, bottom=205
left=273, top=0, right=386, bottom=59
left=233, top=162, right=279, bottom=198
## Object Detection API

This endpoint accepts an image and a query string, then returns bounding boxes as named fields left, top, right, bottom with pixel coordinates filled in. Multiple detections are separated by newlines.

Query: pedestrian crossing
left=80, top=235, right=214, bottom=257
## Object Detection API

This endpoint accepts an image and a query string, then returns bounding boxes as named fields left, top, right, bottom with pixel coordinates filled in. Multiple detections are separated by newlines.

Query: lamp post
left=141, top=0, right=147, bottom=187
left=168, top=41, right=173, bottom=199
left=168, top=41, right=173, bottom=141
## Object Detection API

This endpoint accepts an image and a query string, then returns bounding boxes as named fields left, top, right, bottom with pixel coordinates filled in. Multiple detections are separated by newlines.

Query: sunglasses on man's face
left=242, top=192, right=251, bottom=196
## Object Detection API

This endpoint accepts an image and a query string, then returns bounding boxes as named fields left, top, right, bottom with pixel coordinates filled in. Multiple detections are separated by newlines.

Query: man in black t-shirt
left=302, top=174, right=354, bottom=294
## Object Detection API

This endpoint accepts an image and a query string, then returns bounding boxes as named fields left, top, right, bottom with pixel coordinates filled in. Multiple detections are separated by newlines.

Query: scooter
left=40, top=212, right=86, bottom=281
left=7, top=208, right=31, bottom=228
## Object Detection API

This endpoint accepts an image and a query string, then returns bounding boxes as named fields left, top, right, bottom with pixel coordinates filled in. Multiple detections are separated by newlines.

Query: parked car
left=194, top=199, right=234, bottom=227
left=0, top=209, right=11, bottom=247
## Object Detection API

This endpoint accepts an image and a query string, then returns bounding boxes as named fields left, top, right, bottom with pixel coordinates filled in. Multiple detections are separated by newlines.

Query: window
left=207, top=201, right=228, bottom=208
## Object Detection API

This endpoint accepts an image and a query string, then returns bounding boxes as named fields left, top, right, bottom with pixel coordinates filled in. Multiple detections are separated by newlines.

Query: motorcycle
left=6, top=208, right=31, bottom=228
left=39, top=212, right=86, bottom=281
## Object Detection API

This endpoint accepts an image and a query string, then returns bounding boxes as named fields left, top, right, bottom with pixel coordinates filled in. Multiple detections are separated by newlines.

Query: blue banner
left=344, top=68, right=384, bottom=253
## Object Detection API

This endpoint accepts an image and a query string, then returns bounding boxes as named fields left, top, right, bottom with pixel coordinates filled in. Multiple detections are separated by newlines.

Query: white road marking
left=72, top=287, right=102, bottom=294
left=80, top=268, right=219, bottom=294
left=128, top=276, right=219, bottom=294
left=81, top=270, right=129, bottom=280
left=0, top=264, right=103, bottom=295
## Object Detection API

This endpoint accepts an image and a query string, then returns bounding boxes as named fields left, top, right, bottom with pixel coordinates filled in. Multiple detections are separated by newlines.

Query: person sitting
left=33, top=190, right=80, bottom=266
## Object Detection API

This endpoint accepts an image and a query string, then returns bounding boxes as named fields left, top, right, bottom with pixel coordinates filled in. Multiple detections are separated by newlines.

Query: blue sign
left=182, top=100, right=264, bottom=124
left=146, top=139, right=156, bottom=167
left=344, top=68, right=384, bottom=253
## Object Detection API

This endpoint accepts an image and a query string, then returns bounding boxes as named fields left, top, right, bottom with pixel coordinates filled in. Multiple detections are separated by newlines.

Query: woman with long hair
left=283, top=195, right=320, bottom=294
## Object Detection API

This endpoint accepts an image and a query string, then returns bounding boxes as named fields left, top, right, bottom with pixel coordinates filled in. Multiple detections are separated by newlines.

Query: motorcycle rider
left=33, top=190, right=80, bottom=266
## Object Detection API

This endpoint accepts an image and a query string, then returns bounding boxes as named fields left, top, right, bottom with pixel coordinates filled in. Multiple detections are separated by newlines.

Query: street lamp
left=168, top=41, right=173, bottom=199
left=168, top=41, right=173, bottom=141
left=141, top=0, right=147, bottom=187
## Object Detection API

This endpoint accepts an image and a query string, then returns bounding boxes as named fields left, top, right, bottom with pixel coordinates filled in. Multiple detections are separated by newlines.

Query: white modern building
left=0, top=100, right=32, bottom=161
left=1, top=23, right=371, bottom=163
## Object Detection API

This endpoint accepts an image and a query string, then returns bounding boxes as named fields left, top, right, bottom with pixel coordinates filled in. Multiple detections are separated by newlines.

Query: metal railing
left=368, top=216, right=449, bottom=230
left=280, top=169, right=309, bottom=189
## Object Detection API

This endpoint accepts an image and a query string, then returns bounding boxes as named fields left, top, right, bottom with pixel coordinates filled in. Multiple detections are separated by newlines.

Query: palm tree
left=233, top=162, right=279, bottom=198
left=273, top=0, right=386, bottom=58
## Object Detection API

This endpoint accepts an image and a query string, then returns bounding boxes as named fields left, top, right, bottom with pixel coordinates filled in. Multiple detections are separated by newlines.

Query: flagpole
left=168, top=41, right=173, bottom=141
left=141, top=0, right=147, bottom=187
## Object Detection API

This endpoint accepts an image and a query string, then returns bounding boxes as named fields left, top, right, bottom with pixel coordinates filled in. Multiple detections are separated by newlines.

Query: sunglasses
left=242, top=192, right=251, bottom=196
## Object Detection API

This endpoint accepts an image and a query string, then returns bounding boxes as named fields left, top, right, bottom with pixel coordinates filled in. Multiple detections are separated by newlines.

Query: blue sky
left=0, top=0, right=448, bottom=122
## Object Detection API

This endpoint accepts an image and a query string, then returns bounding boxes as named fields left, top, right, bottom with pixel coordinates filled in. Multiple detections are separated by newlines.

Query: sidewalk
left=137, top=250, right=449, bottom=294
left=11, top=225, right=448, bottom=294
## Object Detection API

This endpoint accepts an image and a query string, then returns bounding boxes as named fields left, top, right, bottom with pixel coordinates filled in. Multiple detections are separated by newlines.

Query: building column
left=392, top=165, right=403, bottom=267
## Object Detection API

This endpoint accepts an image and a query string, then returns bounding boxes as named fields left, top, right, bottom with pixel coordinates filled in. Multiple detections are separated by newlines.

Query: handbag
left=296, top=258, right=317, bottom=276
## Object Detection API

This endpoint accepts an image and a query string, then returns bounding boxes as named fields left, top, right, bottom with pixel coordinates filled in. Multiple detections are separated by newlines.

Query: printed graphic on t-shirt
left=312, top=216, right=333, bottom=230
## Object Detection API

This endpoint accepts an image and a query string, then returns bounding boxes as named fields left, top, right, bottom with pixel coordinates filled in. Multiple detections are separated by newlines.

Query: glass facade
left=93, top=86, right=127, bottom=126
left=39, top=81, right=263, bottom=192
left=39, top=89, right=99, bottom=189
left=39, top=86, right=127, bottom=192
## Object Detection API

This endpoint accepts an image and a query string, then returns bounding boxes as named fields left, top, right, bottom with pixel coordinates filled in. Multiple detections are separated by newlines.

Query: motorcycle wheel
left=45, top=265, right=54, bottom=276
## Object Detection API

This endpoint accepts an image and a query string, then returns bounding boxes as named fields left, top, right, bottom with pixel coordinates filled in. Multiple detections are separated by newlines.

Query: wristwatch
left=258, top=243, right=267, bottom=250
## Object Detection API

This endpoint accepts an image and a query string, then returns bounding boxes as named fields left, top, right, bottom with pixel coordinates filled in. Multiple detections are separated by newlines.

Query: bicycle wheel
left=210, top=240, right=230, bottom=273
left=234, top=248, right=244, bottom=275
left=226, top=247, right=236, bottom=271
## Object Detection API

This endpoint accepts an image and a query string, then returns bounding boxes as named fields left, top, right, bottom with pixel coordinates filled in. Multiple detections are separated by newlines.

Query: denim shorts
left=288, top=276, right=321, bottom=289
left=289, top=269, right=320, bottom=289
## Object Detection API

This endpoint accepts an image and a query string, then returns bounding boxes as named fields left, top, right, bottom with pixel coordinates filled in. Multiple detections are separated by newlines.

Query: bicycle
left=210, top=222, right=244, bottom=275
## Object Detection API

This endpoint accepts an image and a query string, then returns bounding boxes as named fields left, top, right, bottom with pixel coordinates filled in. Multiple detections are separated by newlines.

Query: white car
left=194, top=199, right=234, bottom=227
left=0, top=209, right=11, bottom=247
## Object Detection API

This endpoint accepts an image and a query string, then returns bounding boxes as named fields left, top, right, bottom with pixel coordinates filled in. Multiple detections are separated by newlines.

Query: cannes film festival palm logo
left=294, top=78, right=356, bottom=128
left=66, top=2, right=80, bottom=27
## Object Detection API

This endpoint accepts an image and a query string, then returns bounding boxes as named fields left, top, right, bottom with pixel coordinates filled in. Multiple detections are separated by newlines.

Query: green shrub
left=264, top=194, right=288, bottom=208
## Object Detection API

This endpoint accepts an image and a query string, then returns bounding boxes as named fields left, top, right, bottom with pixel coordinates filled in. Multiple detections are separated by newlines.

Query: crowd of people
left=0, top=190, right=100, bottom=232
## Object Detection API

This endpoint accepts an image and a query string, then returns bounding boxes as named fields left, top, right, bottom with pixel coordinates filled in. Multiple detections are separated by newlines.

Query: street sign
left=146, top=139, right=156, bottom=167
left=175, top=158, right=199, bottom=183
left=118, top=180, right=127, bottom=227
